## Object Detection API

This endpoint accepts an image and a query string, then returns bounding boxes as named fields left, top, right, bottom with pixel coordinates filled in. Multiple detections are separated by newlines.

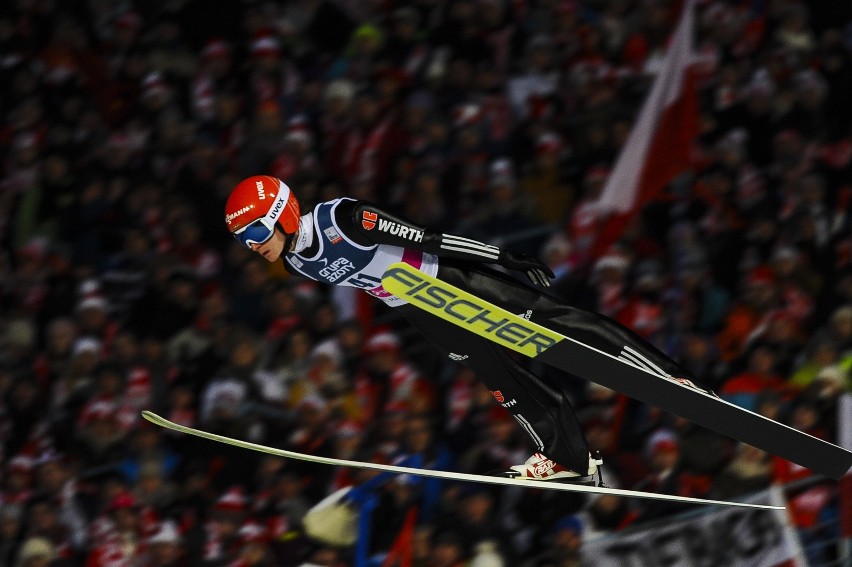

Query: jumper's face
left=249, top=228, right=287, bottom=262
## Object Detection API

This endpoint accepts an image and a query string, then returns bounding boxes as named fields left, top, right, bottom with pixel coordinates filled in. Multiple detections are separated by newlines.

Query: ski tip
left=140, top=410, right=162, bottom=425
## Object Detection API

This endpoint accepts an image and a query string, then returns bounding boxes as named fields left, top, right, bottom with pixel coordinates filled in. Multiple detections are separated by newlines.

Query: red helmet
left=225, top=176, right=300, bottom=248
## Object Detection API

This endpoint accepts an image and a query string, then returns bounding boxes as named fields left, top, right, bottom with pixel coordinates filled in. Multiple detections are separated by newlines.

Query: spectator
left=458, top=405, right=527, bottom=478
left=789, top=334, right=843, bottom=390
left=745, top=310, right=806, bottom=378
left=720, top=345, right=790, bottom=411
left=0, top=504, right=24, bottom=566
left=632, top=429, right=693, bottom=521
left=617, top=260, right=666, bottom=346
left=86, top=491, right=150, bottom=566
left=194, top=486, right=249, bottom=566
left=427, top=530, right=469, bottom=567
left=258, top=463, right=311, bottom=534
left=442, top=485, right=508, bottom=557
left=2, top=456, right=34, bottom=506
left=272, top=327, right=314, bottom=393
left=710, top=443, right=774, bottom=500
left=676, top=333, right=726, bottom=391
left=717, top=267, right=780, bottom=362
left=671, top=415, right=731, bottom=483
left=23, top=499, right=73, bottom=561
left=588, top=252, right=630, bottom=318
left=397, top=414, right=454, bottom=521
left=469, top=158, right=536, bottom=239
left=522, top=515, right=584, bottom=567
left=582, top=493, right=638, bottom=535
left=232, top=521, right=273, bottom=567
left=826, top=304, right=852, bottom=354
left=199, top=332, right=266, bottom=445
left=355, top=331, right=436, bottom=421
left=520, top=132, right=575, bottom=224
left=665, top=255, right=730, bottom=337
left=73, top=399, right=128, bottom=470
left=140, top=520, right=185, bottom=567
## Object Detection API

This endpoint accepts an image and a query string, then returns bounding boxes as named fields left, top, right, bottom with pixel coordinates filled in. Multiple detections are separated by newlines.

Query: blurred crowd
left=2, top=0, right=852, bottom=565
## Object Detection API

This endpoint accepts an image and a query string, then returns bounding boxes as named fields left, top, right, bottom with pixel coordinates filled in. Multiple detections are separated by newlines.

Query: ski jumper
left=283, top=198, right=692, bottom=473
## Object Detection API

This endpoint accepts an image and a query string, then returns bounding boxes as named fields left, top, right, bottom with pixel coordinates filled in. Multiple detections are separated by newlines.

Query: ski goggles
left=232, top=217, right=276, bottom=248
left=231, top=189, right=289, bottom=249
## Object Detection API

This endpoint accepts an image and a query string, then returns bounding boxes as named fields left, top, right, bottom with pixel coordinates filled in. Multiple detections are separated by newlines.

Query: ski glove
left=498, top=250, right=555, bottom=287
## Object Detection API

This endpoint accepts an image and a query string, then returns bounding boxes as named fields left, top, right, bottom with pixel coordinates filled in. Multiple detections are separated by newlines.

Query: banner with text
left=581, top=487, right=805, bottom=567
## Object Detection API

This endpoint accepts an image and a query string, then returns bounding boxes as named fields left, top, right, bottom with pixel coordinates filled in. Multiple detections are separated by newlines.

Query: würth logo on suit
left=362, top=211, right=377, bottom=230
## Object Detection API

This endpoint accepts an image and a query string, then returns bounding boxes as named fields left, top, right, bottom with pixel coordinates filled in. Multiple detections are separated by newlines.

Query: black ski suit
left=282, top=198, right=691, bottom=473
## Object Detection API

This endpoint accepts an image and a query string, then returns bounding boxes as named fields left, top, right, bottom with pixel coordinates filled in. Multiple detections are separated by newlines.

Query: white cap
left=72, top=337, right=101, bottom=357
left=148, top=520, right=181, bottom=545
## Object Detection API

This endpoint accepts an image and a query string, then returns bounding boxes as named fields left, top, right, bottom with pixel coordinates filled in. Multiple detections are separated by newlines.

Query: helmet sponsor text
left=269, top=192, right=286, bottom=220
left=226, top=205, right=252, bottom=226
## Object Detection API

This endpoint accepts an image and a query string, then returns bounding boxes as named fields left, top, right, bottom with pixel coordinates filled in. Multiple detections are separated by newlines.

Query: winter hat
left=383, top=400, right=409, bottom=419
left=148, top=520, right=181, bottom=545
left=80, top=400, right=117, bottom=425
left=324, top=79, right=355, bottom=103
left=489, top=158, right=515, bottom=187
left=251, top=33, right=280, bottom=58
left=76, top=278, right=110, bottom=312
left=364, top=331, right=401, bottom=355
left=141, top=72, right=169, bottom=99
left=284, top=115, right=312, bottom=146
left=239, top=521, right=269, bottom=544
left=352, top=24, right=383, bottom=48
left=303, top=487, right=358, bottom=546
left=746, top=266, right=775, bottom=287
left=17, top=236, right=48, bottom=260
left=645, top=429, right=680, bottom=457
left=553, top=514, right=584, bottom=535
left=202, top=39, right=231, bottom=60
left=7, top=454, right=35, bottom=475
left=593, top=253, right=629, bottom=274
left=297, top=394, right=328, bottom=413
left=16, top=537, right=57, bottom=566
left=536, top=132, right=563, bottom=155
left=452, top=103, right=482, bottom=128
left=71, top=337, right=101, bottom=358
left=310, top=339, right=343, bottom=366
left=335, top=419, right=365, bottom=439
left=214, top=486, right=247, bottom=513
left=470, top=540, right=505, bottom=567
left=815, top=365, right=847, bottom=388
left=107, top=491, right=138, bottom=512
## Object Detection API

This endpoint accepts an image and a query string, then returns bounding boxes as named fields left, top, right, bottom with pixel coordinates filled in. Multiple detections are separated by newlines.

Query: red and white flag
left=591, top=0, right=700, bottom=256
